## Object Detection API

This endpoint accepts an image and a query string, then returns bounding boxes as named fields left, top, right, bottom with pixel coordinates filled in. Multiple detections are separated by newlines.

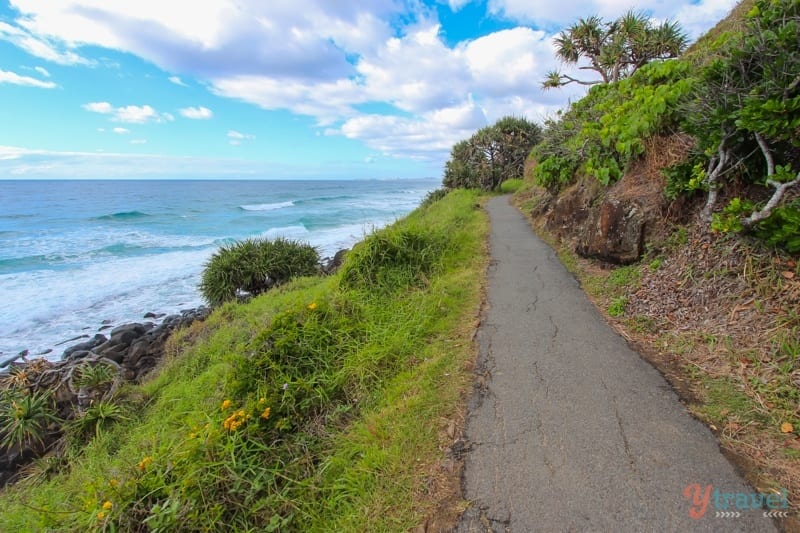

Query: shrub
left=0, top=390, right=60, bottom=452
left=499, top=178, right=524, bottom=194
left=200, top=237, right=319, bottom=306
left=419, top=188, right=448, bottom=208
left=339, top=226, right=447, bottom=291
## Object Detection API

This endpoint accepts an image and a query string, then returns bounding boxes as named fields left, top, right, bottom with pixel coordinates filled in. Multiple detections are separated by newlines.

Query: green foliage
left=71, top=401, right=130, bottom=439
left=339, top=226, right=447, bottom=291
left=608, top=296, right=628, bottom=317
left=534, top=59, right=693, bottom=189
left=200, top=237, right=320, bottom=306
left=72, top=360, right=118, bottom=390
left=755, top=202, right=800, bottom=253
left=683, top=0, right=800, bottom=232
left=444, top=116, right=542, bottom=191
left=419, top=188, right=448, bottom=208
left=711, top=198, right=755, bottom=233
left=544, top=10, right=688, bottom=87
left=0, top=391, right=59, bottom=452
left=499, top=178, right=524, bottom=194
left=663, top=159, right=708, bottom=200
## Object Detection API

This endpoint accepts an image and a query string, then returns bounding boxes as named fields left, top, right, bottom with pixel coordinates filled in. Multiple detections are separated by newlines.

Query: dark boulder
left=62, top=334, right=107, bottom=359
left=576, top=198, right=646, bottom=265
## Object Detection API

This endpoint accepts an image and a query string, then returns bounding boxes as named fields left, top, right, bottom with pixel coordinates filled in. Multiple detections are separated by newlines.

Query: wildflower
left=221, top=399, right=232, bottom=411
left=109, top=479, right=119, bottom=488
left=307, top=302, right=318, bottom=310
left=137, top=456, right=153, bottom=471
left=260, top=407, right=271, bottom=420
left=282, top=383, right=289, bottom=391
left=259, top=397, right=266, bottom=405
left=223, top=410, right=249, bottom=431
left=102, top=501, right=113, bottom=511
left=97, top=511, right=106, bottom=521
left=189, top=432, right=197, bottom=439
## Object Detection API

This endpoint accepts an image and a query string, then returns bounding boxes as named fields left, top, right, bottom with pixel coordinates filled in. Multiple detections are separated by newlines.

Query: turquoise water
left=0, top=179, right=438, bottom=358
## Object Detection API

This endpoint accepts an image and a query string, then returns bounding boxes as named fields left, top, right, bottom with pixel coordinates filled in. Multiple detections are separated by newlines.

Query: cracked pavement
left=455, top=196, right=775, bottom=532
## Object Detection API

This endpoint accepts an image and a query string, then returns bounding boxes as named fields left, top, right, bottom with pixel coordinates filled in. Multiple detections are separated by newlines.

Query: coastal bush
left=419, top=188, right=448, bottom=208
left=339, top=226, right=448, bottom=291
left=443, top=116, right=542, bottom=191
left=499, top=178, right=524, bottom=194
left=0, top=390, right=59, bottom=452
left=200, top=237, right=319, bottom=306
left=532, top=59, right=694, bottom=190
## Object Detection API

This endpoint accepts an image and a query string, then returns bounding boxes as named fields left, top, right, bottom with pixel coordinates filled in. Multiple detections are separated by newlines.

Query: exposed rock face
left=320, top=248, right=348, bottom=275
left=576, top=198, right=646, bottom=264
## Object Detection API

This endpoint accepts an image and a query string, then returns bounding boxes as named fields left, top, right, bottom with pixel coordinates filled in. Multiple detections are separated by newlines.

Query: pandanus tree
left=543, top=10, right=688, bottom=88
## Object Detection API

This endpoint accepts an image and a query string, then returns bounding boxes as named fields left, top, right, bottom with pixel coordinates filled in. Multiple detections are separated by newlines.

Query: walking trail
left=456, top=196, right=776, bottom=532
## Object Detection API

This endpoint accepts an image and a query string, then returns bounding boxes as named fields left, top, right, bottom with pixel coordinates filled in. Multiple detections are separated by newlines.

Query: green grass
left=0, top=189, right=487, bottom=532
left=499, top=178, right=524, bottom=194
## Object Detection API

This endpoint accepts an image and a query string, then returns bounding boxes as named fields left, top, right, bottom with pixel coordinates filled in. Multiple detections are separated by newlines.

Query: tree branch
left=701, top=135, right=732, bottom=223
left=741, top=173, right=800, bottom=227
left=754, top=132, right=775, bottom=176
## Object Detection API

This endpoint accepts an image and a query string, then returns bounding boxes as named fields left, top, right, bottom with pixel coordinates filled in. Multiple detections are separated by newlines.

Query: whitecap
left=240, top=201, right=295, bottom=212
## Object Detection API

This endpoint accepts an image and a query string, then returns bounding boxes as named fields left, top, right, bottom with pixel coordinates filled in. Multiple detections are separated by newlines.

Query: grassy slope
left=0, top=189, right=487, bottom=532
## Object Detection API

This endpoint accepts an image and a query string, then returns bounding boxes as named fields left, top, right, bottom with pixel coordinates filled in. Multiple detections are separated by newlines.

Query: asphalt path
left=456, top=196, right=777, bottom=532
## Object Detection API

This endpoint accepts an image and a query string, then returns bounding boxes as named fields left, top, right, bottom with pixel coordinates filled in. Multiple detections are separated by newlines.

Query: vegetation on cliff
left=0, top=190, right=487, bottom=531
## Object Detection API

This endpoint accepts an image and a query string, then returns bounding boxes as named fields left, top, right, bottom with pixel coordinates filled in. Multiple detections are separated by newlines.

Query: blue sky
left=0, top=0, right=737, bottom=180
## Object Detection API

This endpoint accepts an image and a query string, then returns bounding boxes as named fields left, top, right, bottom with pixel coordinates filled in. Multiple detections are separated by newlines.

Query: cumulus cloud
left=2, top=0, right=742, bottom=165
left=179, top=106, right=213, bottom=119
left=112, top=127, right=129, bottom=134
left=0, top=68, right=57, bottom=88
left=82, top=101, right=173, bottom=123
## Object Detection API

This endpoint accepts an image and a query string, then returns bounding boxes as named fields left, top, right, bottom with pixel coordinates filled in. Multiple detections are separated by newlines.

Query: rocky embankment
left=0, top=307, right=210, bottom=487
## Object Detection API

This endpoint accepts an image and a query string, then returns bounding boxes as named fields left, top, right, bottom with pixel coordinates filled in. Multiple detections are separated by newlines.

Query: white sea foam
left=240, top=201, right=295, bottom=211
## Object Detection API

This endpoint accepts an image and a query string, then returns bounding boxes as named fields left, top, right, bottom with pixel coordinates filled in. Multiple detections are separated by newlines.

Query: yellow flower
left=258, top=397, right=266, bottom=404
left=137, top=456, right=153, bottom=470
left=102, top=501, right=113, bottom=511
left=109, top=479, right=119, bottom=488
left=97, top=511, right=106, bottom=520
left=260, top=407, right=271, bottom=420
left=189, top=432, right=197, bottom=439
left=221, top=399, right=232, bottom=411
left=307, top=302, right=318, bottom=310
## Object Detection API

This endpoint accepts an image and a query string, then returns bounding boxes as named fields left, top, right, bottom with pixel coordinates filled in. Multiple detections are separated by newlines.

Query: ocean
left=0, top=178, right=439, bottom=360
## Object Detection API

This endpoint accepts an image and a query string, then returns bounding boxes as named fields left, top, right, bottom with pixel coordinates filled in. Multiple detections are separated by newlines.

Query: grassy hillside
left=0, top=189, right=487, bottom=532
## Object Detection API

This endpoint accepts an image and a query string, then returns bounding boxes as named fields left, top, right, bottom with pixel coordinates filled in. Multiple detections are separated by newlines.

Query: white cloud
left=112, top=127, right=129, bottom=134
left=34, top=66, right=51, bottom=77
left=0, top=21, right=92, bottom=65
left=485, top=0, right=739, bottom=35
left=1, top=0, right=742, bottom=166
left=227, top=130, right=255, bottom=145
left=83, top=101, right=114, bottom=114
left=0, top=68, right=57, bottom=88
left=179, top=106, right=213, bottom=119
left=83, top=101, right=172, bottom=123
